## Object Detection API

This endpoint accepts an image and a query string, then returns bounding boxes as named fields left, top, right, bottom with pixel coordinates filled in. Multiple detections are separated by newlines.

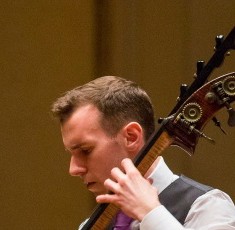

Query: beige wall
left=0, top=1, right=96, bottom=229
left=0, top=1, right=234, bottom=229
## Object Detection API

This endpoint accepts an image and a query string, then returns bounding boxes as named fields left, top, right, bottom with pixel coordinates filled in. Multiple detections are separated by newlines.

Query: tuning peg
left=214, top=35, right=230, bottom=56
left=197, top=60, right=205, bottom=76
left=189, top=124, right=215, bottom=144
left=158, top=117, right=164, bottom=124
left=212, top=117, right=227, bottom=135
left=177, top=84, right=188, bottom=102
left=194, top=61, right=205, bottom=78
left=227, top=104, right=235, bottom=127
left=214, top=35, right=224, bottom=50
left=180, top=84, right=188, bottom=97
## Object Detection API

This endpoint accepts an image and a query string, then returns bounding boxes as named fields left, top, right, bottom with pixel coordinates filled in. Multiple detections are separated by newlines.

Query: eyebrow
left=65, top=142, right=91, bottom=152
left=64, top=143, right=81, bottom=152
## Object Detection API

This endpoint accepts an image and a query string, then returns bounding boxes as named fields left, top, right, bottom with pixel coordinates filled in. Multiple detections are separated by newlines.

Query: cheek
left=93, top=153, right=120, bottom=183
left=98, top=155, right=119, bottom=178
left=102, top=149, right=127, bottom=177
left=93, top=143, right=126, bottom=180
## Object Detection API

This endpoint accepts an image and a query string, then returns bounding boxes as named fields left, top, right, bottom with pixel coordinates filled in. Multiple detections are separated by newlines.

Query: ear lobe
left=123, top=122, right=144, bottom=153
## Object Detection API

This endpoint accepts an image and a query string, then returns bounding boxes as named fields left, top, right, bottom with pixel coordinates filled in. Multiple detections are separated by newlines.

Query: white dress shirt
left=138, top=157, right=235, bottom=230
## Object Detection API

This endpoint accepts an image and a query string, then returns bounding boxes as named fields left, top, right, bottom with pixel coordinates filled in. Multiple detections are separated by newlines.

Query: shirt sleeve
left=140, top=189, right=235, bottom=230
left=140, top=205, right=185, bottom=230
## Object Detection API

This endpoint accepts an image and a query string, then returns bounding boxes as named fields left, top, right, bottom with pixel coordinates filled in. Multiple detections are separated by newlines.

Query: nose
left=69, top=155, right=87, bottom=177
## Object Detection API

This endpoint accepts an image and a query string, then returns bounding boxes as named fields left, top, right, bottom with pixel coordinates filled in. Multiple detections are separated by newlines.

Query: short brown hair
left=51, top=76, right=155, bottom=141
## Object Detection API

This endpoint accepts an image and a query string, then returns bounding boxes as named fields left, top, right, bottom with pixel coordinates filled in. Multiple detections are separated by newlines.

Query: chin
left=89, top=187, right=107, bottom=197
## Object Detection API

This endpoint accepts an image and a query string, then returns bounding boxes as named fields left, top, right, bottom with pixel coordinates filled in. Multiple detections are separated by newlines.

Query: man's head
left=51, top=76, right=155, bottom=141
left=51, top=76, right=155, bottom=195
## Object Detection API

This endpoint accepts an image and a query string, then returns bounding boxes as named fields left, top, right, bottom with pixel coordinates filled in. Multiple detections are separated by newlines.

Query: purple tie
left=113, top=211, right=133, bottom=230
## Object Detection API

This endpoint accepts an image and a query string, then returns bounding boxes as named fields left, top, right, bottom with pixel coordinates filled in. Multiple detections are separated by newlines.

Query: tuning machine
left=223, top=76, right=235, bottom=126
left=210, top=75, right=235, bottom=127
left=173, top=110, right=215, bottom=144
left=182, top=102, right=202, bottom=123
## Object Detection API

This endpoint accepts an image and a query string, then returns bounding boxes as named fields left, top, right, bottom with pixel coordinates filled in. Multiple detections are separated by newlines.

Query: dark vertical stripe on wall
left=94, top=1, right=112, bottom=77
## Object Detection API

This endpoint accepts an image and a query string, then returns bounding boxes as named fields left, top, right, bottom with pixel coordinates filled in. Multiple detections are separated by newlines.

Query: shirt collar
left=148, top=156, right=179, bottom=194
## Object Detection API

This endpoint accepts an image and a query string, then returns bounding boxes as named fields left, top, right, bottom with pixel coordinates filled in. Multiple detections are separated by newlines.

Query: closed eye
left=65, top=143, right=93, bottom=155
left=81, top=148, right=92, bottom=155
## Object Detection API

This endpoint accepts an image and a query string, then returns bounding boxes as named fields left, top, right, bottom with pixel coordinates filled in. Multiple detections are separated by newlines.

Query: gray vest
left=159, top=175, right=213, bottom=224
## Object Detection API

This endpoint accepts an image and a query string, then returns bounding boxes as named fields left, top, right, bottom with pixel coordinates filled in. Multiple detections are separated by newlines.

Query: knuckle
left=118, top=177, right=126, bottom=186
left=128, top=168, right=139, bottom=178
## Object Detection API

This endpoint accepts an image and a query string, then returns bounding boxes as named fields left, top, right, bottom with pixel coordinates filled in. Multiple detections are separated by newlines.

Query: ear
left=122, top=122, right=144, bottom=156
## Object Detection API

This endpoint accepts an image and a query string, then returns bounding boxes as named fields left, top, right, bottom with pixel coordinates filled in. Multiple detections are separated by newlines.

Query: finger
left=96, top=193, right=116, bottom=204
left=111, top=167, right=126, bottom=182
left=104, top=178, right=120, bottom=193
left=121, top=158, right=141, bottom=176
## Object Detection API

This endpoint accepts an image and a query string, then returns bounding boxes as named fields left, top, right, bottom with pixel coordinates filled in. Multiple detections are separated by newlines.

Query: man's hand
left=96, top=158, right=161, bottom=221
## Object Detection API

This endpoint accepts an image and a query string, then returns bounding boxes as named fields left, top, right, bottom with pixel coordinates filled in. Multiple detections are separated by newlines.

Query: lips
left=86, top=182, right=95, bottom=189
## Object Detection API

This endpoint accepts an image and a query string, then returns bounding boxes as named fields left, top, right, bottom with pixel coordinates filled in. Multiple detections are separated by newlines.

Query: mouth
left=86, top=182, right=96, bottom=189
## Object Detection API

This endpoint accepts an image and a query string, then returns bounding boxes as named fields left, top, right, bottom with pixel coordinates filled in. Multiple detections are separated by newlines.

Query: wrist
left=137, top=201, right=161, bottom=221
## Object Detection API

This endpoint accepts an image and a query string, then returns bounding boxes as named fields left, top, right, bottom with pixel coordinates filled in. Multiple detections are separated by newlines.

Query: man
left=51, top=76, right=235, bottom=229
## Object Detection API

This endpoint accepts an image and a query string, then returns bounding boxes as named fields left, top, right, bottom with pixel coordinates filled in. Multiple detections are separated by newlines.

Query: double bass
left=82, top=26, right=235, bottom=230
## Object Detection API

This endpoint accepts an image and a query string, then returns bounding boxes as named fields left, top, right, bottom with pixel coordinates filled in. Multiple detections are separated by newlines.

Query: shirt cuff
left=140, top=205, right=184, bottom=230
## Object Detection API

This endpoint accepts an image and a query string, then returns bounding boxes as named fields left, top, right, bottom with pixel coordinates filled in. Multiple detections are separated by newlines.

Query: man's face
left=61, top=104, right=131, bottom=196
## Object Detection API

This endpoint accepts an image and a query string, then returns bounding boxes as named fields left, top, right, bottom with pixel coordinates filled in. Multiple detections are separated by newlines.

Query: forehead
left=62, top=104, right=102, bottom=130
left=60, top=104, right=105, bottom=146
